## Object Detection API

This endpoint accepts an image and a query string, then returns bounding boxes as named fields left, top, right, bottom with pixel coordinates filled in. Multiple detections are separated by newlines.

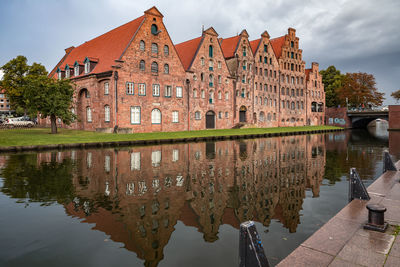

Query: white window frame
left=74, top=65, right=79, bottom=76
left=84, top=61, right=90, bottom=74
left=165, top=85, right=172, bottom=97
left=130, top=106, right=141, bottom=124
left=151, top=109, right=161, bottom=124
left=86, top=107, right=92, bottom=122
left=104, top=105, right=110, bottom=122
left=126, top=82, right=134, bottom=95
left=138, top=83, right=146, bottom=96
left=153, top=84, right=160, bottom=96
left=172, top=149, right=179, bottom=162
left=176, top=86, right=183, bottom=98
left=195, top=111, right=201, bottom=120
left=172, top=111, right=179, bottom=123
left=151, top=150, right=161, bottom=167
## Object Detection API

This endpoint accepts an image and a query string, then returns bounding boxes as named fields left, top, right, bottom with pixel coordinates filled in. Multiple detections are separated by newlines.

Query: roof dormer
left=56, top=68, right=64, bottom=80
left=74, top=61, right=82, bottom=77
left=65, top=64, right=71, bottom=78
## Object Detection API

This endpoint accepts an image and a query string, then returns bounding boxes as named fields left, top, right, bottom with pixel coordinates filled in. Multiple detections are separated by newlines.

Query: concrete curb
left=0, top=128, right=344, bottom=154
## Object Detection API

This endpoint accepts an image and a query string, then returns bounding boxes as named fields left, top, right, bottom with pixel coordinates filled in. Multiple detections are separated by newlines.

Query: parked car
left=4, top=117, right=35, bottom=127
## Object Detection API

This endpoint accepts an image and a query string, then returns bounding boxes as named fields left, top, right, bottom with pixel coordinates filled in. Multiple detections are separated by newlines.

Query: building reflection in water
left=2, top=135, right=328, bottom=266
left=52, top=136, right=326, bottom=265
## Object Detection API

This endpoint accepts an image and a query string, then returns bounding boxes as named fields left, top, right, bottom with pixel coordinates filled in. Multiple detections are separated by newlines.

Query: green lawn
left=0, top=126, right=342, bottom=147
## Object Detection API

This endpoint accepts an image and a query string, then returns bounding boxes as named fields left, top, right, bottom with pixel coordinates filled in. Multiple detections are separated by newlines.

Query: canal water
left=0, top=127, right=398, bottom=266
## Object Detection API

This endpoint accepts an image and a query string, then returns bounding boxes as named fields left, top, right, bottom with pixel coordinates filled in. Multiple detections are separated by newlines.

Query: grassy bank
left=0, top=126, right=342, bottom=147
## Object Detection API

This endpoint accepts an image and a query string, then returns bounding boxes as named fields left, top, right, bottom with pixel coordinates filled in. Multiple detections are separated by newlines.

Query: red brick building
left=0, top=89, right=12, bottom=115
left=43, top=6, right=325, bottom=132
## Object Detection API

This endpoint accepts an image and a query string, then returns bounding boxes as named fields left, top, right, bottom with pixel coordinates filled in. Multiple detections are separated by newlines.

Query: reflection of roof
left=220, top=35, right=241, bottom=59
left=221, top=207, right=240, bottom=229
left=270, top=36, right=285, bottom=59
left=175, top=36, right=203, bottom=71
left=49, top=15, right=145, bottom=78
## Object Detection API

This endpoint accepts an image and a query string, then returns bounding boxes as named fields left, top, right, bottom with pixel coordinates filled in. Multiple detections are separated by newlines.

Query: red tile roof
left=270, top=36, right=285, bottom=59
left=220, top=35, right=241, bottom=59
left=50, top=15, right=145, bottom=78
left=249, top=38, right=260, bottom=55
left=175, top=36, right=203, bottom=71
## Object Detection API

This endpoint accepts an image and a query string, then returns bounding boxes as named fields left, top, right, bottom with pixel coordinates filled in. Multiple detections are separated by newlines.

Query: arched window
left=164, top=64, right=169, bottom=74
left=151, top=43, right=158, bottom=54
left=291, top=89, right=295, bottom=96
left=139, top=60, right=145, bottom=71
left=291, top=102, right=295, bottom=110
left=209, top=90, right=214, bottom=104
left=259, top=112, right=265, bottom=122
left=151, top=109, right=161, bottom=124
left=201, top=57, right=205, bottom=66
left=164, top=45, right=169, bottom=55
left=209, top=74, right=214, bottom=87
left=84, top=59, right=90, bottom=74
left=201, top=73, right=204, bottom=81
left=218, top=91, right=222, bottom=99
left=151, top=24, right=158, bottom=35
left=139, top=40, right=145, bottom=51
left=209, top=45, right=213, bottom=58
left=104, top=105, right=110, bottom=122
left=104, top=82, right=109, bottom=95
left=267, top=113, right=271, bottom=121
left=151, top=62, right=158, bottom=73
left=193, top=89, right=197, bottom=98
left=225, top=92, right=229, bottom=100
left=201, top=90, right=205, bottom=99
left=86, top=107, right=92, bottom=122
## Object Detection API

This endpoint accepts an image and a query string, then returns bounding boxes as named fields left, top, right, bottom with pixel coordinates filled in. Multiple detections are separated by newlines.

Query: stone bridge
left=325, top=105, right=399, bottom=129
left=347, top=110, right=388, bottom=128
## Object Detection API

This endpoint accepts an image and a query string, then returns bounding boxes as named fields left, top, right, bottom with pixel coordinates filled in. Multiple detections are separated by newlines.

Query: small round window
left=151, top=24, right=158, bottom=35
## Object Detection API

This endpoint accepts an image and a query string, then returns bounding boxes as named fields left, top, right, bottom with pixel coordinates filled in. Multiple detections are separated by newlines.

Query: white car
left=4, top=117, right=35, bottom=127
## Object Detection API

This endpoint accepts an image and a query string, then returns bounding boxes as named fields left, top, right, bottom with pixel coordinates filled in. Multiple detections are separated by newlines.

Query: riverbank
left=0, top=126, right=342, bottom=152
left=278, top=160, right=400, bottom=267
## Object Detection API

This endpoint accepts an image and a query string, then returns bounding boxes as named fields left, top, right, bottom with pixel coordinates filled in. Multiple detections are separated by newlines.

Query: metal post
left=239, top=221, right=269, bottom=267
left=348, top=168, right=370, bottom=202
left=364, top=204, right=388, bottom=232
left=383, top=150, right=397, bottom=173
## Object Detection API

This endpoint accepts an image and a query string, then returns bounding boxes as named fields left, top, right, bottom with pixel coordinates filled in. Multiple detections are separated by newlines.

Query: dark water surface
left=0, top=128, right=399, bottom=267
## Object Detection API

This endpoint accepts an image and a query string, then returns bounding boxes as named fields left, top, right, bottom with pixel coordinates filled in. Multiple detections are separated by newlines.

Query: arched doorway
left=77, top=88, right=90, bottom=130
left=239, top=106, right=247, bottom=122
left=206, top=110, right=215, bottom=129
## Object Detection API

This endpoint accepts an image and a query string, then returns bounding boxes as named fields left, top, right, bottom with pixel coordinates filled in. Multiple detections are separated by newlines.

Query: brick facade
left=41, top=6, right=325, bottom=132
left=0, top=89, right=11, bottom=115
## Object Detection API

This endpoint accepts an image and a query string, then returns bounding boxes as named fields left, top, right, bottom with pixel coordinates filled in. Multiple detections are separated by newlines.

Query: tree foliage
left=391, top=89, right=400, bottom=103
left=0, top=56, right=47, bottom=114
left=25, top=76, right=76, bottom=134
left=1, top=55, right=76, bottom=133
left=320, top=66, right=344, bottom=107
left=337, top=72, right=384, bottom=108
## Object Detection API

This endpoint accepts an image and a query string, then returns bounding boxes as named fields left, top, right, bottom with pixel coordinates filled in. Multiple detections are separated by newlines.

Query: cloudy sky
left=1, top=0, right=399, bottom=104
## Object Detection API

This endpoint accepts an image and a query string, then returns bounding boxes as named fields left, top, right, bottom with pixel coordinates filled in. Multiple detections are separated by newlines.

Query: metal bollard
left=383, top=151, right=397, bottom=173
left=348, top=168, right=370, bottom=202
left=239, top=221, right=269, bottom=267
left=364, top=204, right=388, bottom=232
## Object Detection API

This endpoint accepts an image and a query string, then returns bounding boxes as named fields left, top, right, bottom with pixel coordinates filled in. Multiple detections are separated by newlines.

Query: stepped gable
left=49, top=15, right=145, bottom=78
left=270, top=35, right=285, bottom=59
left=175, top=36, right=203, bottom=71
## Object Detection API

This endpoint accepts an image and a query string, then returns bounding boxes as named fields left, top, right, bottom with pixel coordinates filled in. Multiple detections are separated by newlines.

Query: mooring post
left=348, top=168, right=370, bottom=202
left=383, top=150, right=397, bottom=173
left=364, top=203, right=388, bottom=232
left=239, top=221, right=269, bottom=267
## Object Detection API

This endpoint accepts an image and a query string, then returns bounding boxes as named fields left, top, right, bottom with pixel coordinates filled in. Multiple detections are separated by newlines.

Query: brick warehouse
left=43, top=6, right=325, bottom=132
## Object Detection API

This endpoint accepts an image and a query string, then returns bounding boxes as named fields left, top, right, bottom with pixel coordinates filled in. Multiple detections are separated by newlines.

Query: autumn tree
left=336, top=72, right=384, bottom=108
left=320, top=66, right=344, bottom=107
left=391, top=90, right=400, bottom=103
left=0, top=56, right=47, bottom=115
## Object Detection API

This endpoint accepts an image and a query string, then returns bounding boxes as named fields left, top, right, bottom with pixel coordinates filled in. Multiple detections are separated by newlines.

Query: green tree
left=391, top=89, right=400, bottom=103
left=25, top=76, right=76, bottom=134
left=320, top=66, right=344, bottom=107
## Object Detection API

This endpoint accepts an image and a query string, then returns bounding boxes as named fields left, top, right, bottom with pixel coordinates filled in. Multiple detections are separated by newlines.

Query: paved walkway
left=278, top=161, right=400, bottom=267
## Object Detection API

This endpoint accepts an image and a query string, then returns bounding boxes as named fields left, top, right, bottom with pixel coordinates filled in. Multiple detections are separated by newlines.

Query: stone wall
left=325, top=107, right=351, bottom=128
